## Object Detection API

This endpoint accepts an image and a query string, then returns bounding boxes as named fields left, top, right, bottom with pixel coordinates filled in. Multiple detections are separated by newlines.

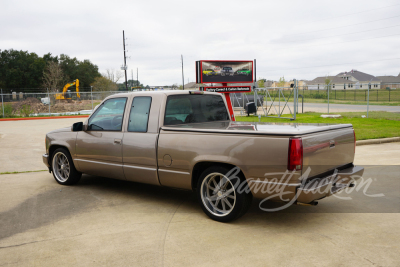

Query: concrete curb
left=356, top=137, right=400, bottom=146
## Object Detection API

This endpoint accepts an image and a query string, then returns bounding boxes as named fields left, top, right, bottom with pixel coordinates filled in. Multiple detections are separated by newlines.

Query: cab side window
left=128, top=97, right=152, bottom=132
left=88, top=98, right=127, bottom=131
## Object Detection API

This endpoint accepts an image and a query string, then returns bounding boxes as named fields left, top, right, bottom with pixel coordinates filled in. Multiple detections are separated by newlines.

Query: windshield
left=164, top=94, right=229, bottom=125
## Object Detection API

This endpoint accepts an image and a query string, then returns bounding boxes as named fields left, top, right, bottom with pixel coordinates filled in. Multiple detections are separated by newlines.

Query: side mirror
left=72, top=122, right=83, bottom=132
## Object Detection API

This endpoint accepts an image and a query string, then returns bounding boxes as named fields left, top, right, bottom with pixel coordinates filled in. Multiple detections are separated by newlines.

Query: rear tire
left=51, top=148, right=81, bottom=185
left=196, top=166, right=252, bottom=222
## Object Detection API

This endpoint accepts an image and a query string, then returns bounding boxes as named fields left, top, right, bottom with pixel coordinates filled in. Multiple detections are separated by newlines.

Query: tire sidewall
left=196, top=166, right=249, bottom=222
left=51, top=148, right=79, bottom=185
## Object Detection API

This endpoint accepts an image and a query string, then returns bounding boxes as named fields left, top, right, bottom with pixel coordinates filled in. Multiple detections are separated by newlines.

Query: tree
left=325, top=76, right=332, bottom=90
left=59, top=54, right=100, bottom=87
left=103, top=69, right=123, bottom=83
left=257, top=79, right=265, bottom=88
left=0, top=49, right=46, bottom=89
left=277, top=76, right=286, bottom=87
left=91, top=76, right=117, bottom=91
left=42, top=61, right=64, bottom=92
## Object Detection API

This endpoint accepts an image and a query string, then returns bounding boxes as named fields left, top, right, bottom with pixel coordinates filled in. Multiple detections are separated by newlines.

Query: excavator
left=55, top=79, right=80, bottom=101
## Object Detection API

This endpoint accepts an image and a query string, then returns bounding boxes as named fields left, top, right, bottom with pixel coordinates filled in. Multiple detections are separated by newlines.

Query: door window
left=88, top=98, right=127, bottom=131
left=128, top=97, right=152, bottom=132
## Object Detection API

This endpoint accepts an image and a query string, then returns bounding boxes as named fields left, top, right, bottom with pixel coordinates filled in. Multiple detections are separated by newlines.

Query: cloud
left=1, top=0, right=399, bottom=85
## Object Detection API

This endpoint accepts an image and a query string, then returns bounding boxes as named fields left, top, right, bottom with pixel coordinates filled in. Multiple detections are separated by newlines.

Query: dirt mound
left=9, top=99, right=96, bottom=115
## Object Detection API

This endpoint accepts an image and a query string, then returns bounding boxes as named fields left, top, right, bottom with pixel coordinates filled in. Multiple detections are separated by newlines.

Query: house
left=336, top=69, right=381, bottom=89
left=376, top=74, right=400, bottom=89
left=306, top=76, right=354, bottom=90
left=270, top=80, right=307, bottom=89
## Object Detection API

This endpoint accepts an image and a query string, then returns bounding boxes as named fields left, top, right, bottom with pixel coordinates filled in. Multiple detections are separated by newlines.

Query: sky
left=1, top=0, right=400, bottom=86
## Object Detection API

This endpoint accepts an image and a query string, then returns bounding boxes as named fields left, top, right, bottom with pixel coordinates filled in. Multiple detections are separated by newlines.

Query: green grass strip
left=0, top=170, right=47, bottom=175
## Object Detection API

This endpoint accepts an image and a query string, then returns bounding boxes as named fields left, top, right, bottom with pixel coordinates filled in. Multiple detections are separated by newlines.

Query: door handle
left=114, top=139, right=122, bottom=145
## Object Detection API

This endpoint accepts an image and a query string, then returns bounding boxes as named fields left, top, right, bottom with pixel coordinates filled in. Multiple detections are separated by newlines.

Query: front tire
left=197, top=166, right=252, bottom=222
left=51, top=148, right=81, bottom=185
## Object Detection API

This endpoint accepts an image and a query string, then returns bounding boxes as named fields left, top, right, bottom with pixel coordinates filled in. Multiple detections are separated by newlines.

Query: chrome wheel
left=200, top=172, right=236, bottom=217
left=52, top=152, right=70, bottom=183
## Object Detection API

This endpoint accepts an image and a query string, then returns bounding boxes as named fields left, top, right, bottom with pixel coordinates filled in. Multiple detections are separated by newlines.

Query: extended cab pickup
left=43, top=91, right=364, bottom=222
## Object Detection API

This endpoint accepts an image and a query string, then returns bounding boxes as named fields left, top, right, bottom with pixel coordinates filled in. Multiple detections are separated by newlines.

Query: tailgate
left=302, top=127, right=355, bottom=178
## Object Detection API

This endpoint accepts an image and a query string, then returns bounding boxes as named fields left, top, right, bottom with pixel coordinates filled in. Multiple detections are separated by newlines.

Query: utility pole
left=131, top=69, right=134, bottom=90
left=181, top=55, right=184, bottom=90
left=122, top=30, right=128, bottom=91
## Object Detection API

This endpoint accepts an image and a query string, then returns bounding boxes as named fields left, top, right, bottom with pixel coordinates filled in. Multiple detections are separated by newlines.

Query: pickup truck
left=43, top=91, right=364, bottom=222
left=220, top=66, right=234, bottom=76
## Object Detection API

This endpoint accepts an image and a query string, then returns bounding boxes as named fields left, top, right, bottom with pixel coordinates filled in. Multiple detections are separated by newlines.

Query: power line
left=263, top=57, right=400, bottom=72
left=295, top=3, right=400, bottom=26
left=304, top=33, right=400, bottom=47
left=289, top=15, right=400, bottom=37
left=295, top=24, right=400, bottom=42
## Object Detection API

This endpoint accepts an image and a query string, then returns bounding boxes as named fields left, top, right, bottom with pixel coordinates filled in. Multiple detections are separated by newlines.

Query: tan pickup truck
left=43, top=90, right=364, bottom=222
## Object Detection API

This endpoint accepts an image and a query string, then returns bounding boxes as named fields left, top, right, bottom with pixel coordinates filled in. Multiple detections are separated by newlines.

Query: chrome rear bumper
left=296, top=165, right=364, bottom=204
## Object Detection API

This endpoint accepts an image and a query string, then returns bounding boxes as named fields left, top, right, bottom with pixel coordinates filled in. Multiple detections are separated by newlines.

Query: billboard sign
left=200, top=85, right=251, bottom=93
left=196, top=60, right=253, bottom=84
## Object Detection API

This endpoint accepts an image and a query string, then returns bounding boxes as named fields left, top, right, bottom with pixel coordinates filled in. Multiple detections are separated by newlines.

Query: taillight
left=288, top=138, right=303, bottom=171
left=353, top=129, right=356, bottom=153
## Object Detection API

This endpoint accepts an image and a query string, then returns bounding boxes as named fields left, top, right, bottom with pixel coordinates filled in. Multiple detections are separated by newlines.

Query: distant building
left=271, top=80, right=307, bottom=89
left=336, top=69, right=380, bottom=89
left=376, top=74, right=400, bottom=89
left=307, top=76, right=355, bottom=90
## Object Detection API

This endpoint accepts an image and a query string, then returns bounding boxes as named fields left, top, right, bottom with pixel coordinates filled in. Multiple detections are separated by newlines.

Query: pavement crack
left=0, top=233, right=83, bottom=250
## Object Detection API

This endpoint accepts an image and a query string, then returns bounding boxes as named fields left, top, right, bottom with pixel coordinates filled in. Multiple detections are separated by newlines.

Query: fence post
left=327, top=82, right=330, bottom=114
left=377, top=90, right=378, bottom=102
left=91, top=86, right=94, bottom=111
left=389, top=88, right=391, bottom=102
left=367, top=83, right=370, bottom=118
left=293, top=79, right=297, bottom=120
left=47, top=88, right=50, bottom=116
left=365, top=90, right=366, bottom=101
left=1, top=89, right=4, bottom=118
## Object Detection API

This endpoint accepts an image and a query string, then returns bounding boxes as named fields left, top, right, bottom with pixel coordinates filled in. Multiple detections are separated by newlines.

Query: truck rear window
left=164, top=94, right=229, bottom=125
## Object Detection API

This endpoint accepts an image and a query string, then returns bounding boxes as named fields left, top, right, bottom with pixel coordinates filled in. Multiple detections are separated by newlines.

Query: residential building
left=336, top=69, right=380, bottom=89
left=307, top=76, right=354, bottom=90
left=376, top=74, right=400, bottom=89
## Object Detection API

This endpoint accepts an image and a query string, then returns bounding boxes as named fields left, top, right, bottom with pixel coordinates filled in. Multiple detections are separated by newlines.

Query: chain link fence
left=0, top=89, right=127, bottom=118
left=299, top=85, right=400, bottom=102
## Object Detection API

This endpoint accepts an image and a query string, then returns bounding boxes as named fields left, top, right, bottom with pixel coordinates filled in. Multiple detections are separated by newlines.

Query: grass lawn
left=236, top=111, right=400, bottom=141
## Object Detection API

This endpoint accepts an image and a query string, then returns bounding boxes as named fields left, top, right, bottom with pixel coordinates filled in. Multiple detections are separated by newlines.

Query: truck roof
left=105, top=90, right=220, bottom=99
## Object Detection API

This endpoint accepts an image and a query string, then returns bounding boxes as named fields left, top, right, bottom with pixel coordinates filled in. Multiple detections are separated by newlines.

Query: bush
left=1, top=103, right=15, bottom=118
left=310, top=93, right=326, bottom=99
left=19, top=104, right=33, bottom=117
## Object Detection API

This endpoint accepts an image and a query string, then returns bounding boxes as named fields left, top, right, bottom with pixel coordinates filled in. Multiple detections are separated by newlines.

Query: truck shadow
left=2, top=172, right=386, bottom=242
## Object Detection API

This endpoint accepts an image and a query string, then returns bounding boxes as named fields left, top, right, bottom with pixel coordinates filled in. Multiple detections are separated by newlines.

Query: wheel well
left=191, top=162, right=245, bottom=190
left=48, top=145, right=70, bottom=163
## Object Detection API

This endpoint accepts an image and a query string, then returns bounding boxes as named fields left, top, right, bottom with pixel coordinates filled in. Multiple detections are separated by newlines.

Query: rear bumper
left=248, top=165, right=364, bottom=204
left=42, top=153, right=50, bottom=168
left=296, top=165, right=364, bottom=204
